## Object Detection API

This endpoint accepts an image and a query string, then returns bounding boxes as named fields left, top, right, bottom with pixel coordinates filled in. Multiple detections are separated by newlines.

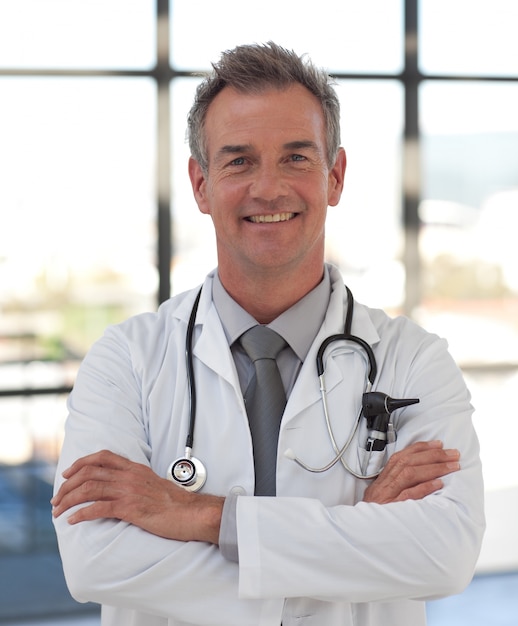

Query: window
left=416, top=2, right=518, bottom=507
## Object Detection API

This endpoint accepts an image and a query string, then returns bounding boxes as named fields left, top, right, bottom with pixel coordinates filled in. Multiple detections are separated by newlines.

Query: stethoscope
left=166, top=285, right=418, bottom=491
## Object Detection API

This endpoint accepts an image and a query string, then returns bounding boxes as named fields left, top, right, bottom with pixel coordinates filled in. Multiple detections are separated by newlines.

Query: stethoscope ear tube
left=316, top=286, right=377, bottom=384
left=184, top=288, right=203, bottom=450
left=316, top=332, right=377, bottom=385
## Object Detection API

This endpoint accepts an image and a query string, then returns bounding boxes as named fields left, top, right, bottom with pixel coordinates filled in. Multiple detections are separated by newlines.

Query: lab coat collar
left=178, top=271, right=243, bottom=388
left=172, top=266, right=382, bottom=407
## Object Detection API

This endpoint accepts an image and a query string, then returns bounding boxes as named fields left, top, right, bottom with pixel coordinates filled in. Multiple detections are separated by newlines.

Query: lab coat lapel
left=194, top=305, right=239, bottom=386
left=172, top=276, right=241, bottom=389
left=192, top=280, right=241, bottom=388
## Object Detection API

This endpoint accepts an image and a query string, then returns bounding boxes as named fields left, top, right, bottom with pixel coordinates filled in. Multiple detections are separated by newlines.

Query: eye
left=229, top=156, right=246, bottom=166
left=290, top=154, right=307, bottom=162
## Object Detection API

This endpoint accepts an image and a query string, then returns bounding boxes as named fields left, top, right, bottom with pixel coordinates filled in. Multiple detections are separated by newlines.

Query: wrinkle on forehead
left=204, top=84, right=328, bottom=164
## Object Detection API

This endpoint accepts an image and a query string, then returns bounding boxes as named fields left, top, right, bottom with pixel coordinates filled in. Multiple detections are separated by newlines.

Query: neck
left=218, top=261, right=325, bottom=324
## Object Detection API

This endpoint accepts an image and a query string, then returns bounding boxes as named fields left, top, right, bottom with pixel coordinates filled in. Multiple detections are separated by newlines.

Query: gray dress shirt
left=212, top=267, right=333, bottom=561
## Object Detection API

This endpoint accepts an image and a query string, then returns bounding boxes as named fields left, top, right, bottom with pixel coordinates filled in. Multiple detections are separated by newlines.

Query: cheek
left=299, top=174, right=331, bottom=206
left=207, top=176, right=247, bottom=203
left=213, top=190, right=251, bottom=227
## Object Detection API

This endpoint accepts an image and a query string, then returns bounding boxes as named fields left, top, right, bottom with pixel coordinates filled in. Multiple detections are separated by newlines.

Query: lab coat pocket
left=357, top=440, right=396, bottom=478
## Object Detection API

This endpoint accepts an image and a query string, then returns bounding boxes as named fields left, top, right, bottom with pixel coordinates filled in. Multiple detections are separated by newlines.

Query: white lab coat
left=53, top=266, right=485, bottom=626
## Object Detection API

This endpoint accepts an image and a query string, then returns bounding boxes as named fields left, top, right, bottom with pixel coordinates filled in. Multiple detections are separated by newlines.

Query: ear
left=327, top=147, right=347, bottom=207
left=188, top=157, right=211, bottom=215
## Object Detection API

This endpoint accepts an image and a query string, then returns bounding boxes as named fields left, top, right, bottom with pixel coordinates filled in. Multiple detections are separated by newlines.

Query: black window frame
left=0, top=0, right=516, bottom=389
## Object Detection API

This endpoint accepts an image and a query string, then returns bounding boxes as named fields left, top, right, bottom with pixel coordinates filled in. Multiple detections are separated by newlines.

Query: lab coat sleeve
left=53, top=324, right=281, bottom=625
left=236, top=325, right=485, bottom=603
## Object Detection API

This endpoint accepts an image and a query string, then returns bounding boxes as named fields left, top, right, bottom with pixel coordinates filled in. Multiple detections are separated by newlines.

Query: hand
left=363, top=440, right=460, bottom=504
left=51, top=450, right=223, bottom=544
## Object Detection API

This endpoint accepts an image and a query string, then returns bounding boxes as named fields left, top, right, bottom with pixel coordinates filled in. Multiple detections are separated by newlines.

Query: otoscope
left=362, top=392, right=419, bottom=451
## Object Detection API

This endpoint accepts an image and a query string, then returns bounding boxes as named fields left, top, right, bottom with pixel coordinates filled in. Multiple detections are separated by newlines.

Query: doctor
left=52, top=42, right=485, bottom=626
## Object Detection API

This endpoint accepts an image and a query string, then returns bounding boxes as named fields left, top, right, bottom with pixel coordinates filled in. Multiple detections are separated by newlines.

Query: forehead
left=203, top=84, right=327, bottom=154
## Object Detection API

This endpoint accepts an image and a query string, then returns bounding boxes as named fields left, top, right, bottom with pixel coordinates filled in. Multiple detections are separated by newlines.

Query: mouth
left=245, top=212, right=297, bottom=224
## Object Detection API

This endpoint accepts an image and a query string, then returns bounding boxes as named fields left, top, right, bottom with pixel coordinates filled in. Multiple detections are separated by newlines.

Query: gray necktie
left=240, top=326, right=287, bottom=496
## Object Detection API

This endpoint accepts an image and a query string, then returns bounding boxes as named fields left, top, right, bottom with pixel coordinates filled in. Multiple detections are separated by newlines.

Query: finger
left=66, top=500, right=121, bottom=525
left=380, top=442, right=443, bottom=472
left=61, top=450, right=130, bottom=479
left=406, top=448, right=460, bottom=467
left=53, top=459, right=159, bottom=516
left=367, top=459, right=460, bottom=503
left=380, top=453, right=460, bottom=489
left=391, top=441, right=459, bottom=465
left=53, top=451, right=136, bottom=506
left=393, top=478, right=444, bottom=503
left=53, top=464, right=107, bottom=504
left=393, top=459, right=460, bottom=490
left=52, top=474, right=122, bottom=518
left=52, top=464, right=121, bottom=510
left=364, top=472, right=447, bottom=504
left=382, top=445, right=459, bottom=476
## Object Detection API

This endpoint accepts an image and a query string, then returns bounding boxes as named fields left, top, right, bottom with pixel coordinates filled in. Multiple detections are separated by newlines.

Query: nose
left=248, top=163, right=288, bottom=203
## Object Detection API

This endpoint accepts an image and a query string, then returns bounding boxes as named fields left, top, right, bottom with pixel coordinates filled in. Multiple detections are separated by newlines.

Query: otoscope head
left=362, top=391, right=419, bottom=420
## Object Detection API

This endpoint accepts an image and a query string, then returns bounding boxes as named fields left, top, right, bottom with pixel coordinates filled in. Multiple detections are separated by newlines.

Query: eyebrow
left=214, top=140, right=321, bottom=162
left=215, top=144, right=252, bottom=158
left=210, top=144, right=249, bottom=167
left=283, top=140, right=320, bottom=152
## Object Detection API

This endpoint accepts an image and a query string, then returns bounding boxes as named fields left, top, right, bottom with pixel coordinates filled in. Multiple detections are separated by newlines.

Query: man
left=52, top=42, right=485, bottom=626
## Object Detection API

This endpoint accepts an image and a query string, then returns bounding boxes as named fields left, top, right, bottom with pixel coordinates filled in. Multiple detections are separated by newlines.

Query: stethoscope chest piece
left=167, top=452, right=207, bottom=492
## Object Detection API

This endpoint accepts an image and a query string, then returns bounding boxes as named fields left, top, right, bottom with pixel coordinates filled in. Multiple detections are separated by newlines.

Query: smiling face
left=189, top=84, right=346, bottom=293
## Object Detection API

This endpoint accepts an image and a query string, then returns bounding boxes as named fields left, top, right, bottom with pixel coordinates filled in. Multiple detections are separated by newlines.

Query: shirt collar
left=212, top=266, right=332, bottom=363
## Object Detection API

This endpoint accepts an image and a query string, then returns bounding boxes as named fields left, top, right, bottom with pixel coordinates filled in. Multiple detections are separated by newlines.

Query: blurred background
left=0, top=0, right=517, bottom=623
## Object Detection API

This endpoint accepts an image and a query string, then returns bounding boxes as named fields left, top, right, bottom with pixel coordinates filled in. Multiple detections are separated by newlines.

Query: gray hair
left=187, top=42, right=341, bottom=174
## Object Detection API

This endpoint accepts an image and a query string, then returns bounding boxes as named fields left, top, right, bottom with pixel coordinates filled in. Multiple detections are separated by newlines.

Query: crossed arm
left=51, top=440, right=460, bottom=545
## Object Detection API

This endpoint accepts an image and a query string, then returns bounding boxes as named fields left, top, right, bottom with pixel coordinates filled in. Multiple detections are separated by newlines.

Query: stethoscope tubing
left=184, top=287, right=202, bottom=450
left=170, top=283, right=386, bottom=490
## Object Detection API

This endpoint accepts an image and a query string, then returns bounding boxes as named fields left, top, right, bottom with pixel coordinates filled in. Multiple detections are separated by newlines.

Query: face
left=189, top=84, right=346, bottom=282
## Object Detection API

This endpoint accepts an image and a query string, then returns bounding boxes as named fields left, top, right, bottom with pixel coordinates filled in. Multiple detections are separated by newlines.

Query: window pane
left=419, top=80, right=518, bottom=549
left=419, top=81, right=518, bottom=366
left=170, top=78, right=404, bottom=310
left=171, top=0, right=403, bottom=74
left=0, top=78, right=157, bottom=392
left=467, top=370, right=518, bottom=492
left=329, top=80, right=404, bottom=309
left=0, top=0, right=156, bottom=69
left=419, top=0, right=518, bottom=76
left=0, top=394, right=67, bottom=466
left=171, top=78, right=217, bottom=294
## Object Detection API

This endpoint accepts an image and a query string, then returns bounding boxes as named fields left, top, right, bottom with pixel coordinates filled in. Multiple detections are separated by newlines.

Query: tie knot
left=239, top=326, right=286, bottom=362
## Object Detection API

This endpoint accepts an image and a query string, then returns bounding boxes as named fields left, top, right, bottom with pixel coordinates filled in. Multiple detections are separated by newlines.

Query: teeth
left=248, top=212, right=296, bottom=223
